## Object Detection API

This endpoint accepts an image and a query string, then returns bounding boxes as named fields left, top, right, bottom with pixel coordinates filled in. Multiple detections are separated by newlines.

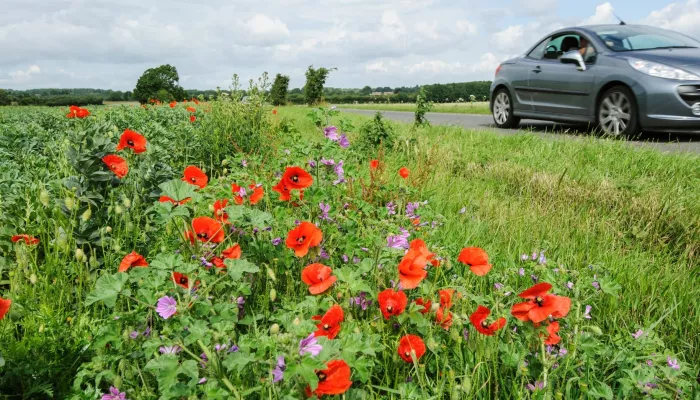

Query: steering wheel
left=546, top=45, right=558, bottom=53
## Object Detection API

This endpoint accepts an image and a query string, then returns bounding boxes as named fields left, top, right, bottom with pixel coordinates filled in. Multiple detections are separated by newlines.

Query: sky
left=1, top=0, right=699, bottom=90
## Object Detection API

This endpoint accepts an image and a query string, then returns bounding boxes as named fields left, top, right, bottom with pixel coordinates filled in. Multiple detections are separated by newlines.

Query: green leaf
left=226, top=259, right=260, bottom=282
left=351, top=356, right=374, bottom=383
left=184, top=320, right=209, bottom=345
left=247, top=209, right=272, bottom=228
left=144, top=355, right=181, bottom=389
left=222, top=352, right=256, bottom=374
left=587, top=381, right=614, bottom=399
left=85, top=273, right=130, bottom=307
left=159, top=179, right=198, bottom=202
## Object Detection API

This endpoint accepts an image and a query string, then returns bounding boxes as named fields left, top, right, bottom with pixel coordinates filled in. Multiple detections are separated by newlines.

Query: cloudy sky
left=1, top=0, right=698, bottom=90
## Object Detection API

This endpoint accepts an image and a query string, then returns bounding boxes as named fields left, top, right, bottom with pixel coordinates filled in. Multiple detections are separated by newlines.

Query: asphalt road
left=339, top=109, right=700, bottom=155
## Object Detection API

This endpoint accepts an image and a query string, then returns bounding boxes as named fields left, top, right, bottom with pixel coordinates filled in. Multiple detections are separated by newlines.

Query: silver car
left=490, top=24, right=700, bottom=135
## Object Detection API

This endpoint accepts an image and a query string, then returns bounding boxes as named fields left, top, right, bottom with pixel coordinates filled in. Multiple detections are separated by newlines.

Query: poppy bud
left=105, top=226, right=112, bottom=233
left=75, top=248, right=86, bottom=263
left=122, top=196, right=131, bottom=208
left=40, top=189, right=50, bottom=206
left=29, top=273, right=37, bottom=284
left=426, top=338, right=437, bottom=351
left=65, top=197, right=75, bottom=211
left=114, top=205, right=123, bottom=214
left=269, top=289, right=277, bottom=302
left=208, top=204, right=215, bottom=213
left=89, top=255, right=100, bottom=268
left=113, top=244, right=121, bottom=252
left=81, top=208, right=92, bottom=222
left=223, top=168, right=228, bottom=174
left=293, top=317, right=301, bottom=326
left=266, top=267, right=276, bottom=281
left=270, top=323, right=280, bottom=335
left=430, top=302, right=440, bottom=313
left=221, top=159, right=229, bottom=166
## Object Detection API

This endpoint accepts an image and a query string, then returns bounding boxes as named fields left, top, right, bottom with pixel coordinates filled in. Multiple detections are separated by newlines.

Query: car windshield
left=589, top=25, right=700, bottom=52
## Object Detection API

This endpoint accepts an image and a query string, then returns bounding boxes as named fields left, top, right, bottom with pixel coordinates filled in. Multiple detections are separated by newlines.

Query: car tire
left=596, top=86, right=640, bottom=137
left=492, top=88, right=520, bottom=129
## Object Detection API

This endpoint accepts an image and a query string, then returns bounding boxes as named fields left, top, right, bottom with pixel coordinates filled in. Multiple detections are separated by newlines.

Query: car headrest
left=561, top=36, right=580, bottom=52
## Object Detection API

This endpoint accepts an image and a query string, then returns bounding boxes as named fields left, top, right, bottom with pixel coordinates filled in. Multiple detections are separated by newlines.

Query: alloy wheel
left=493, top=92, right=510, bottom=125
left=598, top=91, right=632, bottom=136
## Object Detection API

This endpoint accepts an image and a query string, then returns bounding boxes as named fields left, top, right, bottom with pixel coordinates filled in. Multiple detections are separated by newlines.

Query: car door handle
left=532, top=66, right=542, bottom=73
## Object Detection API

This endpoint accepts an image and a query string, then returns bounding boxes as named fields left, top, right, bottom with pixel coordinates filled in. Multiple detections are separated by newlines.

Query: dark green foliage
left=0, top=89, right=9, bottom=106
left=270, top=74, right=290, bottom=106
left=357, top=111, right=396, bottom=151
left=303, top=66, right=333, bottom=105
left=133, top=64, right=187, bottom=104
left=414, top=88, right=433, bottom=127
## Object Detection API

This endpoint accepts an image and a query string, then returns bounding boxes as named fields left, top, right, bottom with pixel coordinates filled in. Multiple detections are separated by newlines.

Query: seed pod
left=223, top=168, right=228, bottom=174
left=221, top=159, right=229, bottom=166
left=75, top=248, right=86, bottom=263
left=270, top=323, right=280, bottom=335
left=122, top=196, right=131, bottom=208
left=65, top=197, right=75, bottom=211
left=426, top=337, right=437, bottom=351
left=89, top=255, right=100, bottom=268
left=81, top=208, right=92, bottom=222
left=269, top=289, right=277, bottom=302
left=39, top=189, right=50, bottom=206
left=266, top=267, right=277, bottom=281
left=114, top=205, right=124, bottom=215
left=105, top=226, right=112, bottom=233
left=29, top=273, right=37, bottom=284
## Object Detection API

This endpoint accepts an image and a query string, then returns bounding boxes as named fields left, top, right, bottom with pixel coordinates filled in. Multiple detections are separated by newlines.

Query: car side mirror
left=560, top=50, right=586, bottom=71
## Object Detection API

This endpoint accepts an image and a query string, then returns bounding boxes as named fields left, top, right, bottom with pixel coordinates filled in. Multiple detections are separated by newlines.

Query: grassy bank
left=335, top=102, right=491, bottom=115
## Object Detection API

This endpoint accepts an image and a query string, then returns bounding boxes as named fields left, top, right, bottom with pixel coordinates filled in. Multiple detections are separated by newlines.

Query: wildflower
left=282, top=166, right=313, bottom=190
left=566, top=281, right=574, bottom=290
left=386, top=201, right=397, bottom=216
left=370, top=159, right=379, bottom=170
left=312, top=304, right=344, bottom=339
left=405, top=202, right=420, bottom=219
left=66, top=105, right=90, bottom=118
left=398, top=335, right=426, bottom=363
left=301, top=263, right=337, bottom=295
left=211, top=244, right=242, bottom=269
left=415, top=298, right=432, bottom=314
left=537, top=252, right=547, bottom=265
left=399, top=167, right=410, bottom=179
left=299, top=333, right=323, bottom=356
left=271, top=237, right=282, bottom=246
left=632, top=329, right=644, bottom=339
left=324, top=126, right=339, bottom=141
left=182, top=166, right=208, bottom=189
left=102, top=155, right=128, bottom=179
left=511, top=282, right=571, bottom=323
left=520, top=254, right=529, bottom=261
left=592, top=280, right=601, bottom=291
left=436, top=307, right=453, bottom=329
left=526, top=381, right=545, bottom=391
left=333, top=161, right=345, bottom=185
left=190, top=115, right=196, bottom=123
left=169, top=101, right=177, bottom=108
left=338, top=134, right=350, bottom=148
left=350, top=292, right=372, bottom=311
left=159, top=345, right=182, bottom=354
left=129, top=330, right=139, bottom=339
left=494, top=283, right=504, bottom=290
left=439, top=289, right=454, bottom=309
left=241, top=159, right=248, bottom=167
left=463, top=328, right=469, bottom=341
left=116, top=129, right=147, bottom=153
left=11, top=234, right=39, bottom=245
left=159, top=196, right=191, bottom=206
left=156, top=296, right=177, bottom=319
left=386, top=228, right=410, bottom=250
left=667, top=356, right=680, bottom=370
left=212, top=199, right=229, bottom=224
left=118, top=251, right=148, bottom=272
left=319, top=203, right=331, bottom=221
left=531, top=274, right=538, bottom=282
left=518, top=268, right=525, bottom=276
left=286, top=222, right=323, bottom=257
left=101, top=387, right=127, bottom=400
left=377, top=289, right=407, bottom=319
left=0, top=298, right=12, bottom=320
left=308, top=159, right=317, bottom=168
left=457, top=247, right=492, bottom=276
left=320, top=158, right=335, bottom=166
left=470, top=306, right=507, bottom=336
left=172, top=272, right=193, bottom=290
left=307, top=360, right=352, bottom=397
left=544, top=321, right=561, bottom=345
left=272, top=109, right=277, bottom=115
left=398, top=239, right=435, bottom=289
left=583, top=305, right=592, bottom=319
left=272, top=356, right=286, bottom=383
left=192, top=217, right=225, bottom=243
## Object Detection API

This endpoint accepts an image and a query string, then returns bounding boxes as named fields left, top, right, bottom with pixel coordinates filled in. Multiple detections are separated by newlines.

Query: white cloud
left=2, top=65, right=41, bottom=84
left=580, top=2, right=617, bottom=25
left=366, top=61, right=389, bottom=73
left=246, top=14, right=290, bottom=44
left=513, top=0, right=558, bottom=16
left=642, top=0, right=700, bottom=39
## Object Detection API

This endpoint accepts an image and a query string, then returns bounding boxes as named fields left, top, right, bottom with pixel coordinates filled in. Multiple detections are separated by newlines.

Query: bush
left=357, top=112, right=396, bottom=152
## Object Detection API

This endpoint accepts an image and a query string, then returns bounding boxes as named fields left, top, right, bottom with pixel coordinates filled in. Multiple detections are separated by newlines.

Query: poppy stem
left=126, top=295, right=156, bottom=310
left=540, top=338, right=548, bottom=388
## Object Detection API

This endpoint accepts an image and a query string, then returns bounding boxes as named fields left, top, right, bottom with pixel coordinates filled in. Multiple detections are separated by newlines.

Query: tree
left=269, top=74, right=290, bottom=106
left=0, top=89, right=10, bottom=106
left=133, top=64, right=187, bottom=104
left=303, top=65, right=334, bottom=105
left=360, top=86, right=372, bottom=96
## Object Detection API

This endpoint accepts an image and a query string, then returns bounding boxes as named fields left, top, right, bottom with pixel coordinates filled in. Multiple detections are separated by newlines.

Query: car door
left=528, top=33, right=598, bottom=117
left=509, top=37, right=551, bottom=111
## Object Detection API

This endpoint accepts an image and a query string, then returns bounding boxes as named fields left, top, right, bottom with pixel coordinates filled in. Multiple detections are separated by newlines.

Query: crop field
left=0, top=96, right=698, bottom=399
left=335, top=102, right=491, bottom=115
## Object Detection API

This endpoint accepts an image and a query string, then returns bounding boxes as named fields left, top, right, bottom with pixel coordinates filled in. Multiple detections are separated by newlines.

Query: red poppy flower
left=399, top=167, right=410, bottom=179
left=102, top=155, right=128, bottom=179
left=213, top=199, right=229, bottom=224
left=0, top=297, right=11, bottom=320
left=159, top=196, right=191, bottom=206
left=302, top=263, right=337, bottom=295
left=398, top=334, right=426, bottom=363
left=457, top=247, right=492, bottom=276
left=377, top=289, right=407, bottom=319
left=192, top=217, right=225, bottom=243
left=169, top=101, right=177, bottom=108
left=116, top=129, right=147, bottom=154
left=436, top=307, right=453, bottom=329
left=470, top=305, right=506, bottom=336
left=66, top=105, right=90, bottom=118
left=172, top=272, right=191, bottom=289
left=370, top=159, right=379, bottom=170
left=310, top=360, right=352, bottom=396
left=193, top=98, right=200, bottom=105
left=182, top=166, right=208, bottom=189
left=544, top=321, right=561, bottom=345
left=272, top=109, right=278, bottom=115
left=285, top=222, right=322, bottom=257
left=118, top=251, right=148, bottom=272
left=510, top=282, right=571, bottom=323
left=397, top=239, right=435, bottom=289
left=190, top=115, right=196, bottom=123
left=439, top=289, right=454, bottom=310
left=282, top=166, right=313, bottom=190
left=415, top=298, right=432, bottom=314
left=184, top=230, right=195, bottom=245
left=272, top=180, right=292, bottom=201
left=11, top=234, right=39, bottom=245
left=248, top=183, right=264, bottom=204
left=221, top=244, right=241, bottom=259
left=312, top=304, right=344, bottom=339
left=186, top=106, right=196, bottom=113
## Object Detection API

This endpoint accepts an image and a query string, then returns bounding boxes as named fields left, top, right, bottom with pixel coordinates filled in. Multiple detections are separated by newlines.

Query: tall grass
left=335, top=102, right=491, bottom=115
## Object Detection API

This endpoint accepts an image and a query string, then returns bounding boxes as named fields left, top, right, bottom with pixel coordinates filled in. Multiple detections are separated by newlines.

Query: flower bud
left=430, top=302, right=440, bottom=312
left=113, top=244, right=121, bottom=252
left=221, top=159, right=229, bottom=166
left=270, top=323, right=280, bottom=335
left=223, top=168, right=228, bottom=174
left=112, top=376, right=122, bottom=389
left=293, top=317, right=301, bottom=326
left=105, top=226, right=112, bottom=233
left=269, top=289, right=277, bottom=302
left=114, top=205, right=123, bottom=214
left=89, top=255, right=100, bottom=268
left=29, top=273, right=37, bottom=284
left=208, top=204, right=215, bottom=213
left=81, top=208, right=92, bottom=222
left=426, top=337, right=437, bottom=351
left=266, top=267, right=276, bottom=282
left=39, top=324, right=45, bottom=333
left=75, top=248, right=86, bottom=263
left=65, top=197, right=75, bottom=211
left=122, top=197, right=131, bottom=208
left=39, top=189, right=50, bottom=206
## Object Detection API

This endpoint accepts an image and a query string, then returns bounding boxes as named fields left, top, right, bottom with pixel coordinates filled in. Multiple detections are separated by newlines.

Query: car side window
left=526, top=38, right=549, bottom=60
left=541, top=33, right=598, bottom=64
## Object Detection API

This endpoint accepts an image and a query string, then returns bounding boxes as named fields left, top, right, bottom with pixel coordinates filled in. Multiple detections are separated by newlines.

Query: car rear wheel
left=597, top=86, right=640, bottom=136
left=492, top=89, right=520, bottom=129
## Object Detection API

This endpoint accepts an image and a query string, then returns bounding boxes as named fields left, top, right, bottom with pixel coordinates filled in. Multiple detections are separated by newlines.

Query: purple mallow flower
left=299, top=333, right=323, bottom=357
left=324, top=126, right=339, bottom=141
left=583, top=305, right=592, bottom=319
left=530, top=274, right=538, bottom=282
left=338, top=134, right=350, bottom=148
left=272, top=356, right=286, bottom=383
left=159, top=345, right=182, bottom=354
left=342, top=254, right=349, bottom=263
left=494, top=283, right=504, bottom=290
left=129, top=330, right=139, bottom=339
left=387, top=228, right=410, bottom=250
left=350, top=292, right=372, bottom=310
left=632, top=329, right=644, bottom=339
left=319, top=203, right=331, bottom=221
left=459, top=207, right=467, bottom=214
left=566, top=281, right=574, bottom=290
left=156, top=296, right=177, bottom=319
left=406, top=202, right=420, bottom=219
left=320, top=157, right=335, bottom=166
left=102, top=387, right=127, bottom=400
left=667, top=356, right=680, bottom=370
left=241, top=159, right=247, bottom=167
left=537, top=252, right=546, bottom=265
left=518, top=268, right=525, bottom=276
left=386, top=201, right=397, bottom=216
left=308, top=159, right=317, bottom=168
left=520, top=254, right=529, bottom=261
left=462, top=328, right=469, bottom=341
left=272, top=237, right=282, bottom=246
left=592, top=280, right=601, bottom=291
left=199, top=378, right=207, bottom=384
left=526, top=382, right=545, bottom=391
left=333, top=161, right=345, bottom=185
